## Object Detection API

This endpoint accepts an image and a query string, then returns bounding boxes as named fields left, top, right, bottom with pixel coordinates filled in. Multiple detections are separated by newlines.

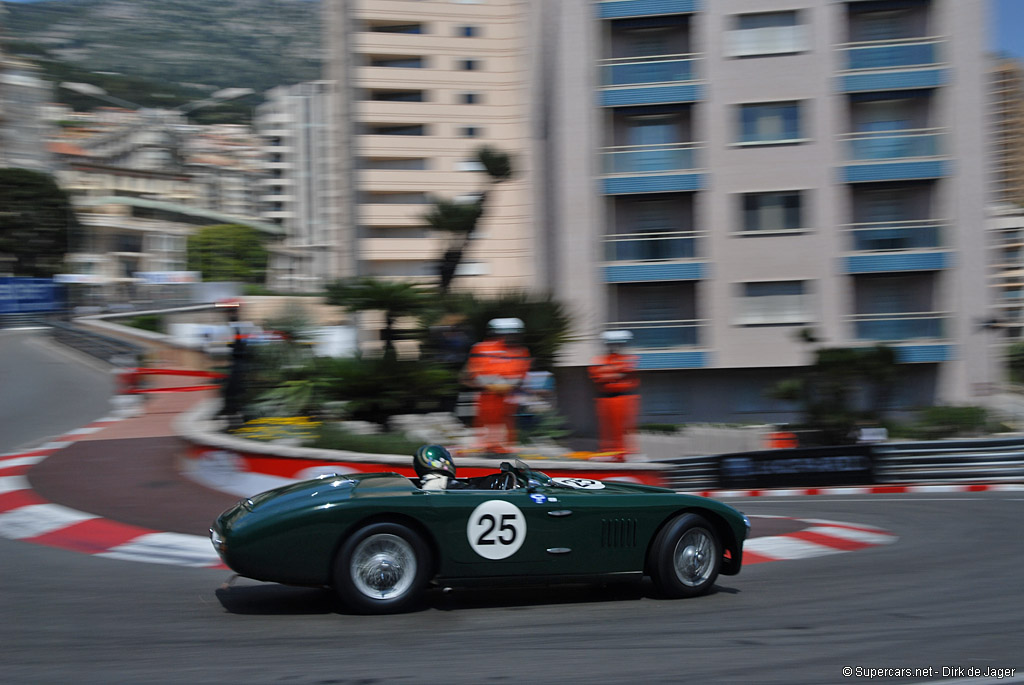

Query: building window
left=635, top=200, right=673, bottom=233
left=458, top=26, right=478, bottom=37
left=360, top=157, right=430, bottom=171
left=456, top=160, right=486, bottom=172
left=740, top=191, right=806, bottom=233
left=460, top=92, right=481, bottom=104
left=368, top=90, right=425, bottom=102
left=460, top=126, right=481, bottom=137
left=726, top=11, right=807, bottom=57
left=370, top=56, right=425, bottom=68
left=738, top=101, right=802, bottom=144
left=368, top=23, right=423, bottom=34
left=459, top=59, right=480, bottom=71
left=367, top=124, right=426, bottom=136
left=737, top=281, right=810, bottom=325
left=852, top=10, right=914, bottom=42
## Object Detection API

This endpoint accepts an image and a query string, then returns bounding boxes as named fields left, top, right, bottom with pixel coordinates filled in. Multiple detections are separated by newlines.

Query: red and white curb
left=689, top=483, right=1024, bottom=498
left=743, top=515, right=897, bottom=565
left=0, top=419, right=224, bottom=569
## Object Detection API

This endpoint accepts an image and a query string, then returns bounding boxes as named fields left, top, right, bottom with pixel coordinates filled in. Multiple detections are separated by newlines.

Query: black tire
left=333, top=522, right=431, bottom=614
left=648, top=513, right=722, bottom=599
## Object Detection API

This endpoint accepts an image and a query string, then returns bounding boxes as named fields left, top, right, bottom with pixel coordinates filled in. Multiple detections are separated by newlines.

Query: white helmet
left=488, top=318, right=524, bottom=334
left=601, top=330, right=633, bottom=345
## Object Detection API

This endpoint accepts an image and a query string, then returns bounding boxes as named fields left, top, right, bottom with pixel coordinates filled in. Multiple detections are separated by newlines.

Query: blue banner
left=0, top=277, right=64, bottom=314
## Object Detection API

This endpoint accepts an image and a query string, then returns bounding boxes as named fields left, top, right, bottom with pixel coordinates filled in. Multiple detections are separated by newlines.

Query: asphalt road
left=0, top=329, right=113, bottom=453
left=1, top=329, right=1022, bottom=684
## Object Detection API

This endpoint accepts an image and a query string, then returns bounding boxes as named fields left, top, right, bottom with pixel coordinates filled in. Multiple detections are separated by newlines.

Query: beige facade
left=324, top=0, right=536, bottom=293
left=992, top=57, right=1024, bottom=207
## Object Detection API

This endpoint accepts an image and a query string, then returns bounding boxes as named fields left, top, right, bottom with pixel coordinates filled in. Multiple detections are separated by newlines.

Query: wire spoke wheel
left=350, top=533, right=417, bottom=600
left=672, top=527, right=716, bottom=587
left=648, top=513, right=722, bottom=599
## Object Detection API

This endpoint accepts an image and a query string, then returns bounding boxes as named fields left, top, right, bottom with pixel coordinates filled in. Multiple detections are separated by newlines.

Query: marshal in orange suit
left=461, top=318, right=531, bottom=454
left=589, top=330, right=639, bottom=461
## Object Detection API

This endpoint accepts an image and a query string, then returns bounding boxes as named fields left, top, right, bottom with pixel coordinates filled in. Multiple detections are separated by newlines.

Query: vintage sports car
left=210, top=460, right=750, bottom=614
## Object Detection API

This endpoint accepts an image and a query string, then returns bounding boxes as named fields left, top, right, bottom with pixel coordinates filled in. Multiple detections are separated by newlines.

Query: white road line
left=0, top=455, right=47, bottom=469
left=0, top=475, right=31, bottom=494
left=801, top=526, right=897, bottom=545
left=745, top=536, right=845, bottom=560
left=0, top=503, right=97, bottom=539
left=35, top=441, right=73, bottom=452
left=96, top=532, right=221, bottom=567
left=61, top=426, right=105, bottom=437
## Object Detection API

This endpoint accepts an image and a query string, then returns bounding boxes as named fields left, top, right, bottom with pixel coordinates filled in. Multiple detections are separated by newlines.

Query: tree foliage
left=769, top=345, right=900, bottom=444
left=429, top=290, right=575, bottom=371
left=426, top=145, right=514, bottom=293
left=186, top=224, right=268, bottom=283
left=0, top=168, right=80, bottom=277
left=324, top=277, right=434, bottom=360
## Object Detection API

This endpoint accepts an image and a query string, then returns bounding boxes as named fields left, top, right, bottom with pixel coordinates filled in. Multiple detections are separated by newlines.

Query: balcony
left=601, top=143, right=704, bottom=195
left=848, top=311, right=953, bottom=362
left=843, top=220, right=951, bottom=273
left=599, top=55, right=702, bottom=106
left=849, top=311, right=946, bottom=342
left=837, top=38, right=947, bottom=93
left=839, top=128, right=949, bottom=183
left=604, top=230, right=700, bottom=261
left=603, top=231, right=705, bottom=282
left=606, top=321, right=708, bottom=369
left=596, top=0, right=701, bottom=20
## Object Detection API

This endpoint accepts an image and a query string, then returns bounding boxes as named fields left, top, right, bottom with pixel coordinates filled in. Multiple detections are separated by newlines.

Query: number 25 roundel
left=466, top=500, right=526, bottom=560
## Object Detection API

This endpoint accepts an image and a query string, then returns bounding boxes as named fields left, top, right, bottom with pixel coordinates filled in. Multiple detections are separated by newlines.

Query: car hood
left=243, top=472, right=413, bottom=512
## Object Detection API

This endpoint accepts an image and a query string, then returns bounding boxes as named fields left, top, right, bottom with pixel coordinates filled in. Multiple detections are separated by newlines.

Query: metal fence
left=46, top=320, right=146, bottom=365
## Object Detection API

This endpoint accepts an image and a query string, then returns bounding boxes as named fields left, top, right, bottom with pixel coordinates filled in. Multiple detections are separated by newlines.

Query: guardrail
left=660, top=438, right=1024, bottom=490
left=47, top=320, right=146, bottom=364
left=874, top=439, right=1024, bottom=484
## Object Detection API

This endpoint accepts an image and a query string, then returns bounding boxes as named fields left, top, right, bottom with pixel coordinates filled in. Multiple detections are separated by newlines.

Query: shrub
left=308, top=424, right=422, bottom=455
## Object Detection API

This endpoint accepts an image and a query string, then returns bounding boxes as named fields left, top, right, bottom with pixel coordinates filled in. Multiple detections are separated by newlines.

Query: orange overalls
left=464, top=339, right=531, bottom=453
left=589, top=352, right=640, bottom=460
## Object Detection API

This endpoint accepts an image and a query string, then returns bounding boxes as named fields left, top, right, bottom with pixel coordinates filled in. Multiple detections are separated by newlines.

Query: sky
left=994, top=0, right=1024, bottom=59
left=3, top=0, right=1023, bottom=58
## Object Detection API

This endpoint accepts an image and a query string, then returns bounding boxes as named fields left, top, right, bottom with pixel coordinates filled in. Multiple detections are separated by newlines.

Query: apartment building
left=323, top=0, right=536, bottom=291
left=255, top=81, right=342, bottom=292
left=544, top=0, right=991, bottom=427
left=991, top=56, right=1024, bottom=207
left=324, top=0, right=990, bottom=426
left=0, top=52, right=53, bottom=173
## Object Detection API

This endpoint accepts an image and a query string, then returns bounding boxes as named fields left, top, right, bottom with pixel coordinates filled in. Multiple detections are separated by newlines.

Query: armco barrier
left=874, top=437, right=1024, bottom=484
left=662, top=438, right=1024, bottom=490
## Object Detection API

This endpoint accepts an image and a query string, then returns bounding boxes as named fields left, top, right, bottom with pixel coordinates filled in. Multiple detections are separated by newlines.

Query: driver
left=413, top=445, right=519, bottom=490
left=414, top=444, right=463, bottom=490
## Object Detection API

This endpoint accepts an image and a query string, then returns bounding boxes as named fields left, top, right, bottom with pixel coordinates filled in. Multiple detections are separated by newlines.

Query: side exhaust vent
left=601, top=518, right=638, bottom=548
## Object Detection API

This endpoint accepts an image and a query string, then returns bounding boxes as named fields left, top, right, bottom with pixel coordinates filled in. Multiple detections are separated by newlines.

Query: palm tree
left=325, top=277, right=433, bottom=360
left=425, top=145, right=513, bottom=294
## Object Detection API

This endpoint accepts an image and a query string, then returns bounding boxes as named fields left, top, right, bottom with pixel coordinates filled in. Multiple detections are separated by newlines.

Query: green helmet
left=413, top=444, right=456, bottom=480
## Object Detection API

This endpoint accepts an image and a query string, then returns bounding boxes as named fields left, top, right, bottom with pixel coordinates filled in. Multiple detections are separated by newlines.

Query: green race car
left=211, top=459, right=750, bottom=614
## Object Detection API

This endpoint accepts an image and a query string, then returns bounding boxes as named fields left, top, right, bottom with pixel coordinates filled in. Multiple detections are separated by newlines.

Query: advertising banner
left=0, top=277, right=64, bottom=314
left=718, top=445, right=875, bottom=489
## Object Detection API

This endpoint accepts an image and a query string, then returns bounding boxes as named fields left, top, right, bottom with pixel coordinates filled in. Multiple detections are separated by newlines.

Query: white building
left=0, top=53, right=53, bottom=172
left=255, top=81, right=343, bottom=292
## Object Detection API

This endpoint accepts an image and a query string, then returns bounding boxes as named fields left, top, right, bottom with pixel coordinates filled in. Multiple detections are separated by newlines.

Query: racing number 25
left=467, top=500, right=526, bottom=560
left=476, top=513, right=517, bottom=545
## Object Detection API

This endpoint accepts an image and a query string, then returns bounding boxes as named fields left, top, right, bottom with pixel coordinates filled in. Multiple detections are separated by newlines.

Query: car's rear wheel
left=333, top=522, right=430, bottom=614
left=648, top=513, right=721, bottom=598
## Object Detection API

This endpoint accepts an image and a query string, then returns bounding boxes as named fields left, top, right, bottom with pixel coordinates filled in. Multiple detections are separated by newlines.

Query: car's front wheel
left=333, top=522, right=431, bottom=614
left=648, top=513, right=721, bottom=598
